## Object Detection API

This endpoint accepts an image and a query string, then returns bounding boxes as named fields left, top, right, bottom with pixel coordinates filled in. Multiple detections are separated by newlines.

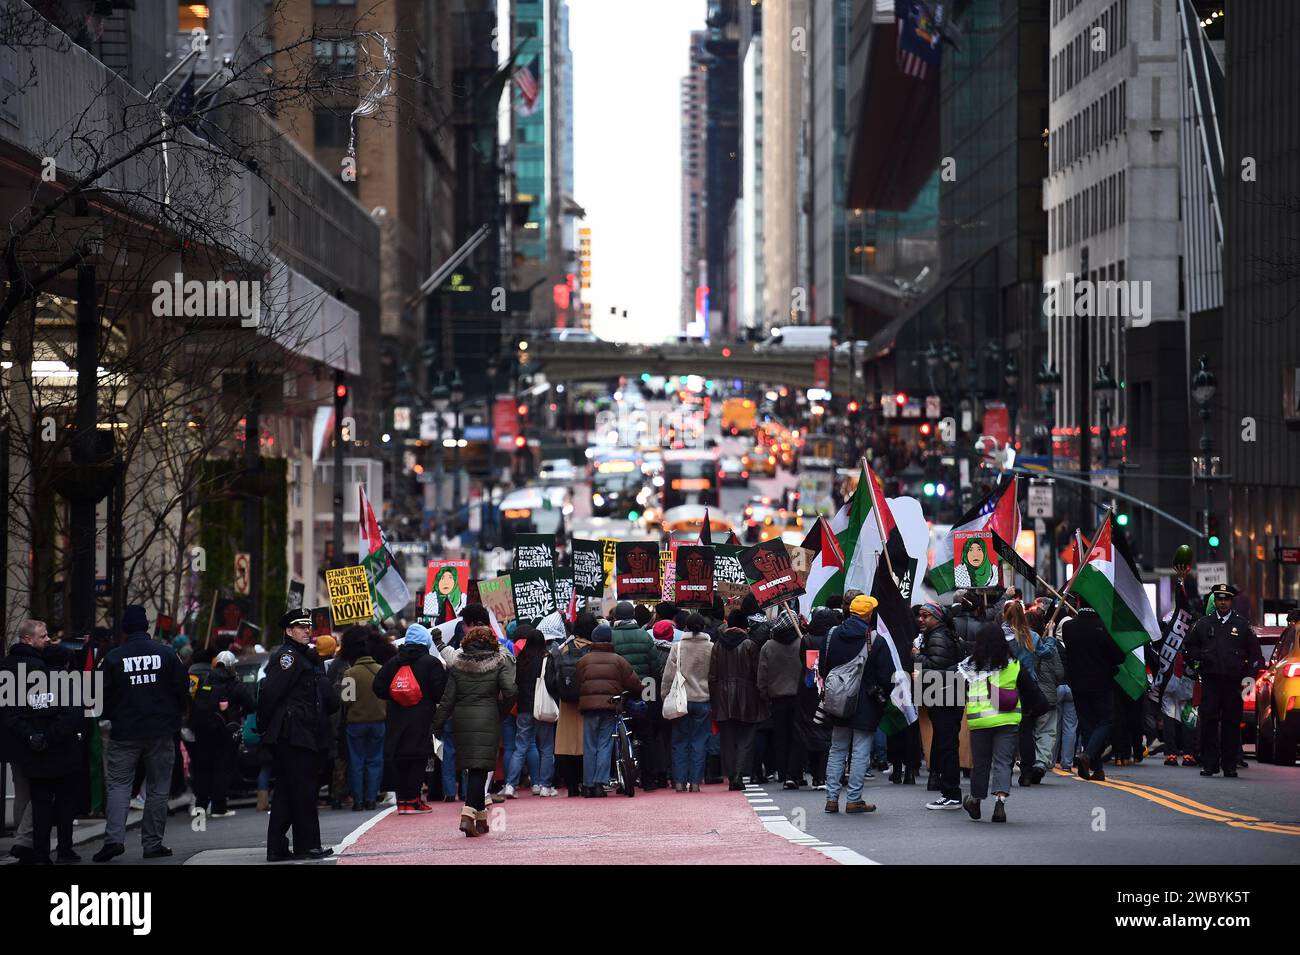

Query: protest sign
left=325, top=565, right=373, bottom=626
left=511, top=568, right=557, bottom=625
left=674, top=545, right=715, bottom=609
left=476, top=574, right=516, bottom=626
left=514, top=533, right=557, bottom=571
left=740, top=540, right=806, bottom=610
left=571, top=538, right=606, bottom=598
left=616, top=540, right=661, bottom=600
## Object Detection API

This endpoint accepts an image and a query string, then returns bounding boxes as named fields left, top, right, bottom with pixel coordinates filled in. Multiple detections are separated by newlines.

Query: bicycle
left=608, top=693, right=642, bottom=798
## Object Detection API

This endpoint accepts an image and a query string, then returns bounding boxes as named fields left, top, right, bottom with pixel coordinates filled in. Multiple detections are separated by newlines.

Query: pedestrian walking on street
left=819, top=596, right=892, bottom=815
left=757, top=610, right=804, bottom=788
left=188, top=650, right=255, bottom=818
left=797, top=608, right=838, bottom=788
left=1061, top=597, right=1126, bottom=782
left=257, top=608, right=340, bottom=861
left=373, top=623, right=446, bottom=814
left=661, top=613, right=713, bottom=791
left=915, top=602, right=966, bottom=810
left=432, top=626, right=517, bottom=835
left=341, top=637, right=388, bottom=811
left=710, top=610, right=769, bottom=790
left=959, top=622, right=1049, bottom=823
left=503, top=624, right=560, bottom=797
left=94, top=605, right=190, bottom=863
left=574, top=624, right=642, bottom=796
left=1183, top=583, right=1263, bottom=778
left=1024, top=607, right=1064, bottom=783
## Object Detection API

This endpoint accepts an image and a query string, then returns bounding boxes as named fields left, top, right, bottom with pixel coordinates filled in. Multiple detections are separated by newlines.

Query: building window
left=314, top=108, right=351, bottom=148
left=314, top=39, right=356, bottom=78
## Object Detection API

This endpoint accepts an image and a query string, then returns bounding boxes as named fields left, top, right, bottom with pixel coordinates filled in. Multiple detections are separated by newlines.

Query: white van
left=762, top=325, right=833, bottom=349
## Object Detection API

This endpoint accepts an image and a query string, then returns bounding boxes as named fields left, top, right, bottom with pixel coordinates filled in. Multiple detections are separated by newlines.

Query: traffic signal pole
left=333, top=370, right=347, bottom=571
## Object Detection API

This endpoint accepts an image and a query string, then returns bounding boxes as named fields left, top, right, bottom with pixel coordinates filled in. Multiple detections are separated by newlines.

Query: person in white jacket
left=661, top=613, right=714, bottom=792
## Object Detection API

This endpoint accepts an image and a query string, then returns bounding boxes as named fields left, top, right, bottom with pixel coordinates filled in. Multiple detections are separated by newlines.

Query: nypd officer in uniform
left=257, top=608, right=340, bottom=861
left=1182, top=583, right=1263, bottom=778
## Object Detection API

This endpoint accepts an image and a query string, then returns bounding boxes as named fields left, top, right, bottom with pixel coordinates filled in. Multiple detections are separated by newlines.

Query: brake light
left=1286, top=663, right=1300, bottom=679
left=741, top=471, right=748, bottom=479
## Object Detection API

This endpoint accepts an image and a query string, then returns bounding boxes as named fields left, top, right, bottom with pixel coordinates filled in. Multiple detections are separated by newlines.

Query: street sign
left=1275, top=545, right=1300, bottom=565
left=925, top=395, right=941, bottom=418
left=393, top=406, right=411, bottom=431
left=419, top=411, right=455, bottom=442
left=1090, top=468, right=1119, bottom=491
left=1198, top=562, right=1228, bottom=590
left=234, top=552, right=251, bottom=595
left=1027, top=484, right=1054, bottom=518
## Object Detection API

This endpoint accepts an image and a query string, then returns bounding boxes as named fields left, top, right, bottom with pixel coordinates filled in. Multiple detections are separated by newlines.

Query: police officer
left=1182, top=584, right=1263, bottom=778
left=257, top=608, right=340, bottom=861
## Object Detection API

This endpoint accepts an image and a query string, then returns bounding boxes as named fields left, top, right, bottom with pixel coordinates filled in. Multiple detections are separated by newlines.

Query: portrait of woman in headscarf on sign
left=952, top=531, right=999, bottom=589
left=424, top=563, right=467, bottom=618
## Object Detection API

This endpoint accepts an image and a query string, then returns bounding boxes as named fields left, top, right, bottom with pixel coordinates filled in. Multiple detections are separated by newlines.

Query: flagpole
left=1047, top=509, right=1113, bottom=629
left=861, top=458, right=896, bottom=579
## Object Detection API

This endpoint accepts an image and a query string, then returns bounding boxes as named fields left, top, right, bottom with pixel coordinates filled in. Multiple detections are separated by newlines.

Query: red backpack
left=389, top=664, right=423, bottom=707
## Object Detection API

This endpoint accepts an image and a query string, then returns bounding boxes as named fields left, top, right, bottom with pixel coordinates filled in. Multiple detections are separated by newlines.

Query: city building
left=762, top=0, right=809, bottom=328
left=681, top=29, right=709, bottom=334
left=807, top=0, right=849, bottom=331
left=735, top=0, right=764, bottom=336
left=702, top=0, right=740, bottom=341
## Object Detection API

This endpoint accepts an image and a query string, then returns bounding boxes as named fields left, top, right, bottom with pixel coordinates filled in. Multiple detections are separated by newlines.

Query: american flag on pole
left=896, top=0, right=945, bottom=79
left=514, top=55, right=541, bottom=115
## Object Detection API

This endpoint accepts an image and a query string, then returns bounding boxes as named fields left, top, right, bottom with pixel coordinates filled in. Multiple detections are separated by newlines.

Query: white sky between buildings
left=568, top=0, right=706, bottom=344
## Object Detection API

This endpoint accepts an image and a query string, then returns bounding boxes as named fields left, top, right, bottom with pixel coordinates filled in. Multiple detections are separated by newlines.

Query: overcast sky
left=567, top=0, right=705, bottom=344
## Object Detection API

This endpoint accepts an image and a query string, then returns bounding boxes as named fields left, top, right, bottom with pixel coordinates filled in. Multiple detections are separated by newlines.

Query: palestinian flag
left=870, top=560, right=919, bottom=735
left=359, top=485, right=413, bottom=621
left=1066, top=513, right=1159, bottom=699
left=844, top=460, right=910, bottom=592
left=797, top=515, right=845, bottom=620
left=1061, top=529, right=1090, bottom=580
left=926, top=475, right=1022, bottom=594
left=697, top=507, right=714, bottom=546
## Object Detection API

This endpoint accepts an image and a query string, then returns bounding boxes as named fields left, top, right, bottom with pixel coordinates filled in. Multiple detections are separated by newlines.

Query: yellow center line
left=1048, top=768, right=1300, bottom=835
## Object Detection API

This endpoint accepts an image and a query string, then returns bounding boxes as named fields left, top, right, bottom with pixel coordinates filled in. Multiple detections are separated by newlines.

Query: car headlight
left=592, top=493, right=605, bottom=507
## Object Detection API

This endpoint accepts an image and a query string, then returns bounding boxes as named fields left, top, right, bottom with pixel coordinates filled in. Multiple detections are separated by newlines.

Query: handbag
left=533, top=657, right=560, bottom=723
left=662, top=643, right=689, bottom=720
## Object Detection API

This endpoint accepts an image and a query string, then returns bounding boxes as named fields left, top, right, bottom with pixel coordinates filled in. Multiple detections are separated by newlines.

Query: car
left=591, top=471, right=646, bottom=517
left=1255, top=624, right=1300, bottom=765
left=547, top=327, right=600, bottom=343
left=743, top=446, right=777, bottom=477
left=718, top=455, right=749, bottom=487
left=660, top=505, right=736, bottom=542
left=538, top=458, right=578, bottom=485
left=1243, top=628, right=1281, bottom=745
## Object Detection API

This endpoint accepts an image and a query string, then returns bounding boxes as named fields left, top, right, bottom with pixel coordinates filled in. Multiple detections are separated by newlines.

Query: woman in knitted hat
left=432, top=626, right=517, bottom=835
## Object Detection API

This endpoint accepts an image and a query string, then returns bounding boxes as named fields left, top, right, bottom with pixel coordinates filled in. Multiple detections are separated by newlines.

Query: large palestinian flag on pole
left=926, top=475, right=1022, bottom=594
left=807, top=464, right=871, bottom=606
left=797, top=515, right=845, bottom=620
left=359, top=486, right=413, bottom=622
left=843, top=460, right=908, bottom=593
left=1066, top=512, right=1160, bottom=699
left=870, top=560, right=919, bottom=735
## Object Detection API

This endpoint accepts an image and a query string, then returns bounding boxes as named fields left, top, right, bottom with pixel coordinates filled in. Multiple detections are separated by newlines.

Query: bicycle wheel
left=616, top=722, right=636, bottom=798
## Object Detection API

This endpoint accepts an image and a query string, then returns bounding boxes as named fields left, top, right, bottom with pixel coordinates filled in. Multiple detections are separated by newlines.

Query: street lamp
left=1036, top=359, right=1061, bottom=469
left=1094, top=361, right=1118, bottom=468
left=1191, top=354, right=1219, bottom=554
left=431, top=377, right=449, bottom=535
left=449, top=370, right=465, bottom=512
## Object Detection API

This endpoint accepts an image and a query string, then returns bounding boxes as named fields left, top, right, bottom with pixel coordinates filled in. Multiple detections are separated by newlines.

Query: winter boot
left=474, top=809, right=490, bottom=834
left=458, top=807, right=478, bottom=837
left=256, top=789, right=270, bottom=812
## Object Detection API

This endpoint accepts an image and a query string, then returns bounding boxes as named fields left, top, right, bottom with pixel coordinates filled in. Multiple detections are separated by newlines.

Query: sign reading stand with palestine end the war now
left=325, top=565, right=373, bottom=626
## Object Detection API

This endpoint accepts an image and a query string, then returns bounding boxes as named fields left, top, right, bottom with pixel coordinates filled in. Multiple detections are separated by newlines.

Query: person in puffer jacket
left=574, top=624, right=643, bottom=796
left=757, top=612, right=804, bottom=788
left=709, top=611, right=769, bottom=790
left=373, top=624, right=447, bottom=814
left=915, top=602, right=966, bottom=809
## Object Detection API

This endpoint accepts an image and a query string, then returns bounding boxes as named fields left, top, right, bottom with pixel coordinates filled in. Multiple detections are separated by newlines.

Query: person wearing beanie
left=93, top=606, right=190, bottom=863
left=652, top=619, right=676, bottom=643
left=611, top=600, right=665, bottom=791
left=797, top=609, right=840, bottom=788
left=432, top=626, right=517, bottom=835
left=915, top=602, right=966, bottom=809
left=552, top=611, right=598, bottom=796
left=709, top=609, right=769, bottom=790
left=188, top=647, right=256, bottom=820
left=662, top=612, right=714, bottom=791
left=573, top=622, right=643, bottom=796
left=315, top=634, right=339, bottom=660
left=255, top=608, right=341, bottom=862
left=373, top=622, right=447, bottom=813
left=633, top=604, right=653, bottom=629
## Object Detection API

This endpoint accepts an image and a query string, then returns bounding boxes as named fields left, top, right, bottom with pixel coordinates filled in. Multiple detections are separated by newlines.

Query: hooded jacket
left=102, top=631, right=190, bottom=740
left=575, top=643, right=643, bottom=712
left=660, top=631, right=713, bottom=703
left=2, top=643, right=85, bottom=779
left=819, top=615, right=895, bottom=732
left=189, top=664, right=256, bottom=734
left=756, top=621, right=802, bottom=700
left=431, top=645, right=516, bottom=769
left=373, top=643, right=447, bottom=761
left=708, top=628, right=769, bottom=723
left=611, top=620, right=662, bottom=681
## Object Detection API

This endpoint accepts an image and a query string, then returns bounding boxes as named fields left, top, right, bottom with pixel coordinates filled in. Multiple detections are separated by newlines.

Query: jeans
left=345, top=722, right=385, bottom=803
left=105, top=735, right=174, bottom=850
left=825, top=725, right=873, bottom=803
left=1032, top=710, right=1058, bottom=771
left=582, top=712, right=617, bottom=787
left=508, top=714, right=555, bottom=788
left=1073, top=688, right=1113, bottom=767
left=1055, top=685, right=1077, bottom=768
left=258, top=762, right=272, bottom=791
left=439, top=718, right=458, bottom=798
left=671, top=701, right=711, bottom=784
left=970, top=724, right=1019, bottom=799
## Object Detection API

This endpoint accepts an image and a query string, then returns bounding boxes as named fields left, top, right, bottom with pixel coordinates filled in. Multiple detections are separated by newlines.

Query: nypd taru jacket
left=1183, top=611, right=1264, bottom=681
left=256, top=639, right=340, bottom=751
left=102, top=632, right=190, bottom=740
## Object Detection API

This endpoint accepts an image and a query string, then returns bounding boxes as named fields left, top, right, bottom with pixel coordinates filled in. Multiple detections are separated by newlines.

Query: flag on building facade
left=895, top=0, right=945, bottom=79
left=514, top=55, right=541, bottom=114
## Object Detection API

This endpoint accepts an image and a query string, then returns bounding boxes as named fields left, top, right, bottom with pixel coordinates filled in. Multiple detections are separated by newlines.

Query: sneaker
left=531, top=785, right=543, bottom=796
left=862, top=769, right=875, bottom=779
left=209, top=809, right=236, bottom=819
left=962, top=796, right=981, bottom=820
left=687, top=783, right=701, bottom=793
left=397, top=801, right=417, bottom=815
left=412, top=801, right=434, bottom=813
left=1182, top=754, right=1198, bottom=766
left=545, top=787, right=559, bottom=797
left=1164, top=754, right=1179, bottom=766
left=991, top=799, right=1007, bottom=823
left=926, top=798, right=962, bottom=810
left=674, top=782, right=687, bottom=792
left=500, top=784, right=517, bottom=800
left=812, top=782, right=827, bottom=790
left=129, top=797, right=145, bottom=811
left=782, top=780, right=800, bottom=790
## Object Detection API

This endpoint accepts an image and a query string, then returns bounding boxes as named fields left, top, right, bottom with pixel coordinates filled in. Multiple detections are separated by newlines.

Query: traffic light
left=514, top=434, right=527, bottom=448
left=517, top=403, right=528, bottom=417
left=722, top=347, right=732, bottom=358
left=335, top=382, right=347, bottom=401
left=920, top=422, right=932, bottom=436
left=923, top=482, right=936, bottom=497
left=1116, top=512, right=1130, bottom=527
left=847, top=400, right=860, bottom=414
left=1207, top=513, right=1220, bottom=550
left=895, top=392, right=908, bottom=406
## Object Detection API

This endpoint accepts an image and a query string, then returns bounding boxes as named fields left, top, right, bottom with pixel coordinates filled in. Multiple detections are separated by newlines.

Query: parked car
left=1255, top=625, right=1300, bottom=766
left=538, top=458, right=578, bottom=485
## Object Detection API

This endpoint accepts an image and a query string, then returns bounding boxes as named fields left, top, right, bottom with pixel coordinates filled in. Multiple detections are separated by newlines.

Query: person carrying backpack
left=373, top=623, right=447, bottom=814
left=188, top=650, right=255, bottom=818
left=819, top=595, right=894, bottom=815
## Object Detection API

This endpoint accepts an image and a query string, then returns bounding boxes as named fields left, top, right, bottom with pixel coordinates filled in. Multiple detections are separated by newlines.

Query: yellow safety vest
left=966, top=660, right=1022, bottom=729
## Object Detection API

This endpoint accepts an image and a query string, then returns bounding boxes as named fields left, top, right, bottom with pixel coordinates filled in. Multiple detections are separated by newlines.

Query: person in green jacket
left=432, top=626, right=517, bottom=837
left=610, top=601, right=664, bottom=791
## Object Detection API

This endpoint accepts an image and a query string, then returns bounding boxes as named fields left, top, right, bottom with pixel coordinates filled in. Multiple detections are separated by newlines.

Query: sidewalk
left=0, top=796, right=192, bottom=860
left=337, top=785, right=836, bottom=866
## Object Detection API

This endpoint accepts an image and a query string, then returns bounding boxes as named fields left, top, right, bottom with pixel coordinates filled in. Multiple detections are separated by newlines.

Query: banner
left=476, top=574, right=516, bottom=626
left=660, top=548, right=676, bottom=603
left=1153, top=574, right=1198, bottom=705
left=514, top=533, right=557, bottom=570
left=571, top=538, right=606, bottom=598
left=553, top=566, right=575, bottom=617
left=674, top=545, right=716, bottom=609
left=615, top=540, right=661, bottom=600
left=952, top=530, right=1000, bottom=589
left=325, top=565, right=374, bottom=626
left=713, top=543, right=750, bottom=602
left=424, top=559, right=470, bottom=618
left=740, top=539, right=806, bottom=610
left=511, top=567, right=557, bottom=626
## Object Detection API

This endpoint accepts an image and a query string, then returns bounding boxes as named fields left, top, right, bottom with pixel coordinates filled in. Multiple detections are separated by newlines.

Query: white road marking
left=334, top=804, right=397, bottom=856
left=749, top=794, right=881, bottom=865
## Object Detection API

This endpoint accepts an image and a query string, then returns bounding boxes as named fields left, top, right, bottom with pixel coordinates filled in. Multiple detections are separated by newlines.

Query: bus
left=661, top=448, right=720, bottom=510
left=722, top=397, right=757, bottom=436
left=498, top=486, right=573, bottom=548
